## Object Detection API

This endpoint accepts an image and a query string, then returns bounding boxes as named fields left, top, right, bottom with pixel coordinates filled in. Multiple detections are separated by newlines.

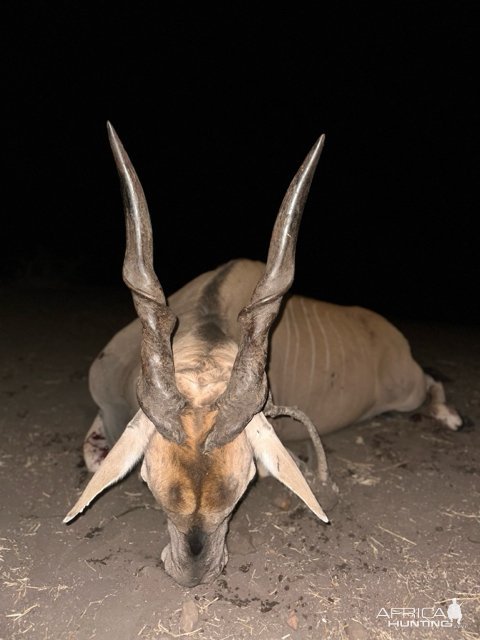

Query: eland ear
left=245, top=413, right=329, bottom=523
left=64, top=411, right=155, bottom=523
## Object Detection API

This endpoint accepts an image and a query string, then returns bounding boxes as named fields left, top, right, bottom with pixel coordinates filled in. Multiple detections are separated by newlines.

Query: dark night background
left=2, top=3, right=478, bottom=324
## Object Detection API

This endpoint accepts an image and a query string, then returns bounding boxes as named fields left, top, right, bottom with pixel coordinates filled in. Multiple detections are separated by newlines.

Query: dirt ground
left=1, top=286, right=479, bottom=640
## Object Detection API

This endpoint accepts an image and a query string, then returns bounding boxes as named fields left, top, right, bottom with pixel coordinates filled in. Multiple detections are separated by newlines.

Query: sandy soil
left=1, top=286, right=479, bottom=640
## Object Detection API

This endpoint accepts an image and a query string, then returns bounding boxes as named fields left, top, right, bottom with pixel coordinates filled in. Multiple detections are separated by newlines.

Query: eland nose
left=187, top=526, right=207, bottom=557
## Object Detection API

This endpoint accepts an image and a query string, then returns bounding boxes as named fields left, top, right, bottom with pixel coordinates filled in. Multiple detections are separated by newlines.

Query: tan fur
left=143, top=410, right=254, bottom=530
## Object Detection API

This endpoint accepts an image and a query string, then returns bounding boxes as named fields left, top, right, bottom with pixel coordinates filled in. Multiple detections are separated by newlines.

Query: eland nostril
left=187, top=526, right=206, bottom=557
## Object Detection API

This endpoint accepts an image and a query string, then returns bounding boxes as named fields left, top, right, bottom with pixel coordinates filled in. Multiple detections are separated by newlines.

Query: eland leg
left=423, top=375, right=462, bottom=431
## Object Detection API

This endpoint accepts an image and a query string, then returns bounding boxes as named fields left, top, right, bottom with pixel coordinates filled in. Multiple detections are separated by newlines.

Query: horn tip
left=106, top=121, right=119, bottom=145
left=315, top=133, right=326, bottom=154
left=300, top=133, right=325, bottom=177
left=106, top=122, right=129, bottom=171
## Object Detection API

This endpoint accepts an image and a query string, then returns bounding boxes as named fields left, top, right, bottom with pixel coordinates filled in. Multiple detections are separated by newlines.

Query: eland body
left=65, top=126, right=461, bottom=586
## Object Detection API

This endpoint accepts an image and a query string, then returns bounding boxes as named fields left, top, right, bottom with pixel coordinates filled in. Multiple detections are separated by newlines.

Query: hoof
left=430, top=403, right=463, bottom=431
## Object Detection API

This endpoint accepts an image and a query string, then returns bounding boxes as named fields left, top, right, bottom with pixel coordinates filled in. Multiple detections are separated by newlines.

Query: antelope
left=64, top=124, right=461, bottom=587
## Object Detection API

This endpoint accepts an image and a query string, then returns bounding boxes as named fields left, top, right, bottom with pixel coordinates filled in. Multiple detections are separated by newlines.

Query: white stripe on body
left=326, top=311, right=346, bottom=394
left=282, top=299, right=292, bottom=400
left=289, top=302, right=300, bottom=398
left=300, top=297, right=317, bottom=400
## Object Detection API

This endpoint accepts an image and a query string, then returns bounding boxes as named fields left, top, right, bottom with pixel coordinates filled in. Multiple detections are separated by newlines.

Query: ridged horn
left=204, top=135, right=325, bottom=451
left=107, top=122, right=186, bottom=444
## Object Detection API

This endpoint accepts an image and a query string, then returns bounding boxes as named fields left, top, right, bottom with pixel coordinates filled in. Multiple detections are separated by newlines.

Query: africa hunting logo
left=377, top=598, right=463, bottom=628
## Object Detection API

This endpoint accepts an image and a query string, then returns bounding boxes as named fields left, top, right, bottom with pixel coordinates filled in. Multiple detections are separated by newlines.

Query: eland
left=64, top=124, right=461, bottom=586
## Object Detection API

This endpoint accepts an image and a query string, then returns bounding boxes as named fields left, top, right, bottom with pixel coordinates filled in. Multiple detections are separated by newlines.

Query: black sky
left=3, top=3, right=478, bottom=322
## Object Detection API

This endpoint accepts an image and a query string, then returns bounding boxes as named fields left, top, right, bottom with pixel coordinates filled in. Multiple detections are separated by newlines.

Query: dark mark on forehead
left=168, top=481, right=186, bottom=510
left=167, top=459, right=236, bottom=516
